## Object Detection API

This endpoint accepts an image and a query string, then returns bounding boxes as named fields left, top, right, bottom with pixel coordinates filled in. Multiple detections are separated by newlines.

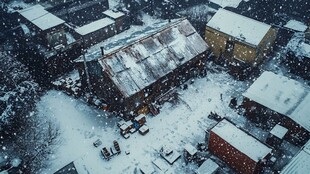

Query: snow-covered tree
left=0, top=51, right=60, bottom=173
left=0, top=51, right=40, bottom=129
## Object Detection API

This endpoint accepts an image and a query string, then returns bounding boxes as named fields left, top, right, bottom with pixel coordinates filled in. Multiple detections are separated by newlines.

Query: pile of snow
left=52, top=70, right=81, bottom=97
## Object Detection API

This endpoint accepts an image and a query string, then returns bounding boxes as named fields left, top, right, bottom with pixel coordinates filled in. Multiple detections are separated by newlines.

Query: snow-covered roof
left=184, top=143, right=197, bottom=156
left=284, top=20, right=308, bottom=32
left=134, top=114, right=145, bottom=121
left=299, top=42, right=310, bottom=58
left=98, top=19, right=209, bottom=97
left=19, top=4, right=65, bottom=31
left=211, top=119, right=272, bottom=162
left=197, top=159, right=219, bottom=174
left=206, top=8, right=271, bottom=46
left=209, top=0, right=243, bottom=8
left=290, top=94, right=310, bottom=131
left=243, top=71, right=310, bottom=132
left=103, top=9, right=125, bottom=19
left=75, top=17, right=115, bottom=36
left=303, top=139, right=310, bottom=154
left=280, top=150, right=310, bottom=174
left=270, top=124, right=288, bottom=139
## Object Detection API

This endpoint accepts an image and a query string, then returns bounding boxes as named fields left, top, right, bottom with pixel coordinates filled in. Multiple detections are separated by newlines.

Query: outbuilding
left=75, top=17, right=116, bottom=48
left=285, top=34, right=310, bottom=80
left=103, top=9, right=129, bottom=33
left=205, top=9, right=277, bottom=77
left=18, top=4, right=66, bottom=48
left=266, top=124, right=288, bottom=148
left=242, top=71, right=310, bottom=145
left=208, top=119, right=272, bottom=174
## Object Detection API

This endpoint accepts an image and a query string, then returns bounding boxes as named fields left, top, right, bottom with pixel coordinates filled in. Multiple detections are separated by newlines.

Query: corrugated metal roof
left=98, top=19, right=208, bottom=97
left=281, top=150, right=310, bottom=174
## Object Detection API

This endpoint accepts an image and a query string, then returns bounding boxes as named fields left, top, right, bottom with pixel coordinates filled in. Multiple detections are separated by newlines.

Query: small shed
left=75, top=17, right=115, bottom=48
left=184, top=143, right=198, bottom=162
left=266, top=124, right=288, bottom=148
left=103, top=9, right=129, bottom=33
left=120, top=120, right=133, bottom=136
left=196, top=159, right=219, bottom=174
left=159, top=146, right=181, bottom=165
left=184, top=144, right=198, bottom=156
left=134, top=115, right=146, bottom=127
left=139, top=125, right=149, bottom=135
left=205, top=9, right=277, bottom=76
left=208, top=119, right=272, bottom=174
left=242, top=71, right=310, bottom=145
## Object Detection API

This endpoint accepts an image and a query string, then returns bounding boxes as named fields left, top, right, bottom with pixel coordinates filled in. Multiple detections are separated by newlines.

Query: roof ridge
left=98, top=18, right=187, bottom=61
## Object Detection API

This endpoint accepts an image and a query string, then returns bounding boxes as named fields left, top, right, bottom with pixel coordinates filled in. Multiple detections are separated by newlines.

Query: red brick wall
left=208, top=131, right=259, bottom=174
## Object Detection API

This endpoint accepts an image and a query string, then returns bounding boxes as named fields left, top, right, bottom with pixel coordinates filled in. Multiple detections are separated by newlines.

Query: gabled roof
left=19, top=5, right=65, bottom=31
left=211, top=119, right=272, bottom=162
left=98, top=19, right=209, bottom=97
left=206, top=8, right=271, bottom=46
left=75, top=17, right=115, bottom=36
left=243, top=71, right=310, bottom=132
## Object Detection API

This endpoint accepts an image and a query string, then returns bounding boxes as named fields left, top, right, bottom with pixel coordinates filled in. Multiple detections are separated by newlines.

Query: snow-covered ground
left=39, top=69, right=249, bottom=174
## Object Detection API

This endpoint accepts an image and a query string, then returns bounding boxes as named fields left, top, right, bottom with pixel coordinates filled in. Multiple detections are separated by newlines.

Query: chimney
left=100, top=46, right=104, bottom=56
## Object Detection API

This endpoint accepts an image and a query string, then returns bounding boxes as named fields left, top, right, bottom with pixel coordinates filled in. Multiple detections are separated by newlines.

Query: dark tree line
left=0, top=51, right=60, bottom=173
